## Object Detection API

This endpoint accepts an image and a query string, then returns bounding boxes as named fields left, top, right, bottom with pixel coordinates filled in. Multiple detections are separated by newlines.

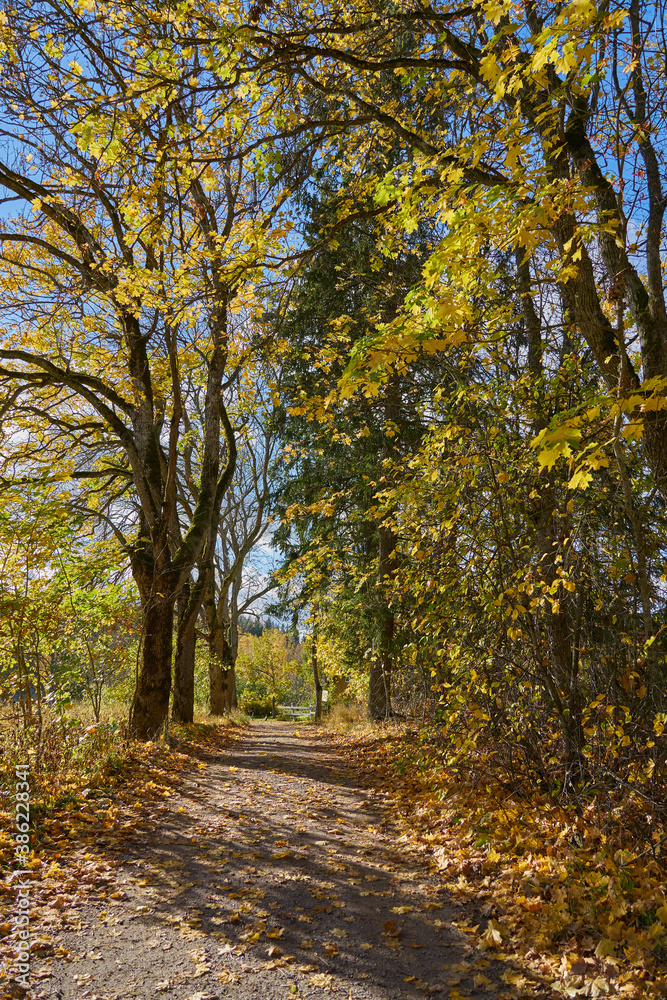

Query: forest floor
left=2, top=721, right=559, bottom=1000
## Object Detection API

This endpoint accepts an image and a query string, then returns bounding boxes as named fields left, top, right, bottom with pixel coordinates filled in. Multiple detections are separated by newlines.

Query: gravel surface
left=25, top=722, right=547, bottom=1000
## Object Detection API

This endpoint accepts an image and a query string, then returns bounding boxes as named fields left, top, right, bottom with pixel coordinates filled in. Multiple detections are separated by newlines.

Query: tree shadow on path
left=32, top=722, right=556, bottom=1000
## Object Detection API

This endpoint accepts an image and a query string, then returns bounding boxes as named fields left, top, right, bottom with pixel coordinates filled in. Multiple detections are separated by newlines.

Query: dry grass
left=0, top=697, right=248, bottom=825
left=65, top=694, right=129, bottom=727
left=194, top=706, right=250, bottom=727
left=323, top=701, right=376, bottom=733
left=64, top=693, right=250, bottom=730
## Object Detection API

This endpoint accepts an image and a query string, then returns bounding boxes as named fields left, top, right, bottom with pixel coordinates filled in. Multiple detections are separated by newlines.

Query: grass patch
left=323, top=701, right=373, bottom=732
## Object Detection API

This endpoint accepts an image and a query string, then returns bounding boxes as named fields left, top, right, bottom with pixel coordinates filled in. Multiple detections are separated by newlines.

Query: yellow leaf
left=594, top=938, right=616, bottom=958
left=568, top=466, right=593, bottom=490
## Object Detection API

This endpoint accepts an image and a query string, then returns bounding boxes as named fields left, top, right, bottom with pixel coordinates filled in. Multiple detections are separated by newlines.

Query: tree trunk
left=226, top=571, right=242, bottom=711
left=312, top=627, right=322, bottom=721
left=517, top=249, right=586, bottom=782
left=129, top=588, right=175, bottom=739
left=173, top=571, right=211, bottom=724
left=369, top=363, right=400, bottom=722
left=368, top=654, right=391, bottom=720
left=208, top=647, right=226, bottom=716
left=172, top=583, right=197, bottom=724
left=221, top=627, right=235, bottom=713
left=230, top=667, right=238, bottom=710
left=368, top=524, right=397, bottom=720
left=204, top=574, right=235, bottom=715
left=17, top=643, right=32, bottom=726
left=206, top=600, right=227, bottom=715
left=204, top=572, right=221, bottom=714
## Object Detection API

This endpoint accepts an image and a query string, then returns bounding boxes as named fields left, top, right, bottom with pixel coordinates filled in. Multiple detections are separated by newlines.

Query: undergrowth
left=0, top=703, right=246, bottom=869
left=0, top=712, right=130, bottom=816
left=327, top=717, right=667, bottom=997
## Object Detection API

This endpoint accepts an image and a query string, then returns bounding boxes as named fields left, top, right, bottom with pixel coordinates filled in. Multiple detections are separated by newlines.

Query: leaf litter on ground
left=326, top=723, right=667, bottom=998
left=8, top=716, right=659, bottom=999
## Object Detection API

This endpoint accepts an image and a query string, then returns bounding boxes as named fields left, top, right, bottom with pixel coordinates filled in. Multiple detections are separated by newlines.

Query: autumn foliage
left=1, top=0, right=667, bottom=995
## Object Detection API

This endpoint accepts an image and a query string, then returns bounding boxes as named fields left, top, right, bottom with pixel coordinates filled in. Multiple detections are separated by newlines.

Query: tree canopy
left=0, top=0, right=666, bottom=857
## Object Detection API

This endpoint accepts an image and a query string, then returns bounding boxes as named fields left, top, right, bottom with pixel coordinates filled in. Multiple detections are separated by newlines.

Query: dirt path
left=29, top=722, right=538, bottom=1000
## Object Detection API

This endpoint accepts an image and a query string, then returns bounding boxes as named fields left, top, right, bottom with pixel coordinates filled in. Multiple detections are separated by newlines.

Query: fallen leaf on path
left=382, top=919, right=402, bottom=937
left=473, top=974, right=493, bottom=987
left=215, top=969, right=240, bottom=984
left=477, top=918, right=509, bottom=950
left=309, top=973, right=334, bottom=987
